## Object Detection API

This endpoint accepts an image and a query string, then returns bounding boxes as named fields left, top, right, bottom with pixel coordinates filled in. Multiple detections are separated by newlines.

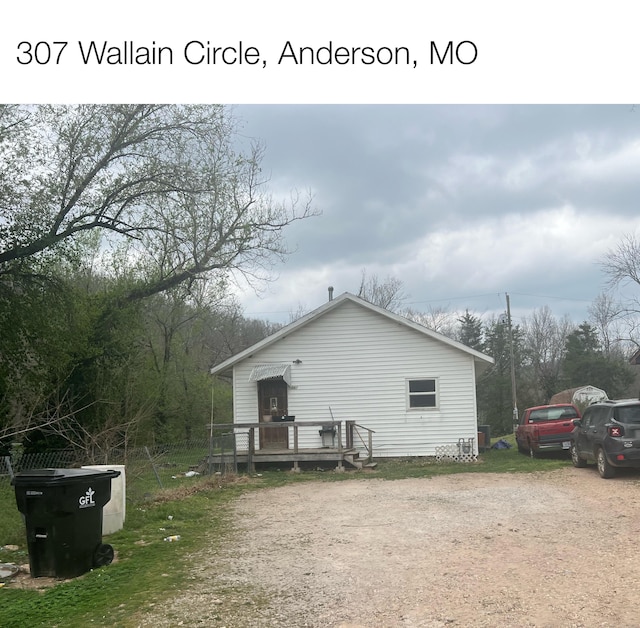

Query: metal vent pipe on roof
left=328, top=286, right=334, bottom=301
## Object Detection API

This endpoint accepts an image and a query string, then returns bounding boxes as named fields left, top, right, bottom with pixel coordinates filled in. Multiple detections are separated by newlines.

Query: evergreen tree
left=457, top=309, right=484, bottom=351
left=476, top=317, right=525, bottom=436
left=562, top=322, right=633, bottom=398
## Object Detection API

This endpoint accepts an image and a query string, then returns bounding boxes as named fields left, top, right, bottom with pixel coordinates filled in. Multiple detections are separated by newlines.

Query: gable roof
left=211, top=292, right=494, bottom=376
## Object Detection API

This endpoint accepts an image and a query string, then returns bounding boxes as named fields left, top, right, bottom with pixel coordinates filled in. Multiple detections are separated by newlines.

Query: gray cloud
left=232, top=105, right=640, bottom=325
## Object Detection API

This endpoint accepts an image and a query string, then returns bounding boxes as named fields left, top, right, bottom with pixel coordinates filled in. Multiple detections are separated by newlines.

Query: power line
left=509, top=292, right=594, bottom=304
left=404, top=293, right=504, bottom=307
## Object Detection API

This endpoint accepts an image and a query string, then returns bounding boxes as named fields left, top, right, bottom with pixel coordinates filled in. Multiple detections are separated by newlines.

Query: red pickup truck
left=515, top=404, right=581, bottom=457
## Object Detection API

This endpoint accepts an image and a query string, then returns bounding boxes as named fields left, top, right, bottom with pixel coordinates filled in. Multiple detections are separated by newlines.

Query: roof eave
left=209, top=292, right=494, bottom=375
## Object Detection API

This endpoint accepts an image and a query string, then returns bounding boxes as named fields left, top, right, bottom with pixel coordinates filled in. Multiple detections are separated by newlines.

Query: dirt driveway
left=138, top=467, right=640, bottom=627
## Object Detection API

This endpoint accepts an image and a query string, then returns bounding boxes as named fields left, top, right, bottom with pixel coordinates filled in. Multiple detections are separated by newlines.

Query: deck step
left=343, top=453, right=359, bottom=469
left=343, top=452, right=377, bottom=470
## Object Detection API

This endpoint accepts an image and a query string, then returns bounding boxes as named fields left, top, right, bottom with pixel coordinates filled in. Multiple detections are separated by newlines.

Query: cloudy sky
left=4, top=5, right=636, bottom=331
left=228, top=104, right=640, bottom=327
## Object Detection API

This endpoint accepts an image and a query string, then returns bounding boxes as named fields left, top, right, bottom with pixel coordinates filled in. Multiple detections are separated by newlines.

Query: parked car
left=570, top=399, right=640, bottom=478
left=515, top=403, right=581, bottom=457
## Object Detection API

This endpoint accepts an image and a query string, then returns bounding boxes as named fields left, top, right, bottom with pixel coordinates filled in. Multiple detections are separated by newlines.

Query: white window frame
left=406, top=378, right=439, bottom=410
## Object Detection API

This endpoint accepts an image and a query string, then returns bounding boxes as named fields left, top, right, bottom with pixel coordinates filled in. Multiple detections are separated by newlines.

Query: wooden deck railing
left=208, top=420, right=346, bottom=472
left=346, top=421, right=375, bottom=462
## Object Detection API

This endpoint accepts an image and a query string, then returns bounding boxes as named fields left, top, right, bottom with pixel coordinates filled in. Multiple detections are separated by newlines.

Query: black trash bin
left=12, top=467, right=121, bottom=578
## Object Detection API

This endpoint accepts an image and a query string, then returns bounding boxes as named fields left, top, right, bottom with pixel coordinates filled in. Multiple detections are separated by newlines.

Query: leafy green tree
left=562, top=322, right=633, bottom=398
left=0, top=274, right=82, bottom=440
left=0, top=105, right=314, bottom=297
left=0, top=104, right=315, bottom=451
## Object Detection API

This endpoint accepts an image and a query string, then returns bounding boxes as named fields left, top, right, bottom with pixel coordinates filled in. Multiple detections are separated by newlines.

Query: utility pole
left=208, top=383, right=215, bottom=475
left=505, top=293, right=519, bottom=429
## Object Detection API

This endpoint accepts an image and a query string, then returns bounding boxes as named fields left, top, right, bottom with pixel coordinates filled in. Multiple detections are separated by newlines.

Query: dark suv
left=570, top=399, right=640, bottom=478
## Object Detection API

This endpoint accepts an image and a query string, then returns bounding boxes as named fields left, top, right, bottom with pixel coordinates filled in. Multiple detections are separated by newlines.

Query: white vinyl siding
left=230, top=300, right=480, bottom=457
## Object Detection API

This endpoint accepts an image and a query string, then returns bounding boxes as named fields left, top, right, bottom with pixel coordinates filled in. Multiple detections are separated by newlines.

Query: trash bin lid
left=0, top=563, right=19, bottom=580
left=12, top=467, right=120, bottom=486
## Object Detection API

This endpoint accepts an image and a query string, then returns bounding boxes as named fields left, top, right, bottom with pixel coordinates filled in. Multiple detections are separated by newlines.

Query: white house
left=210, top=292, right=494, bottom=458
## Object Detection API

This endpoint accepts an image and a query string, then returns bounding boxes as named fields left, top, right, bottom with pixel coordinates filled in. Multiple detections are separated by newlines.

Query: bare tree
left=357, top=270, right=407, bottom=312
left=521, top=306, right=574, bottom=402
left=601, top=233, right=640, bottom=289
left=402, top=305, right=458, bottom=338
left=588, top=292, right=629, bottom=356
left=42, top=396, right=152, bottom=464
left=600, top=234, right=640, bottom=351
left=288, top=302, right=309, bottom=324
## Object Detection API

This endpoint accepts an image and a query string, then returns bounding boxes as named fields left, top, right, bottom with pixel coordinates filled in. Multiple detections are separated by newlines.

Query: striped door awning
left=248, top=363, right=292, bottom=386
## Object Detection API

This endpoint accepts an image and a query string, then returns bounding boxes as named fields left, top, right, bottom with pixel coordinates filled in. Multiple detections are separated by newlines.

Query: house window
left=407, top=378, right=438, bottom=409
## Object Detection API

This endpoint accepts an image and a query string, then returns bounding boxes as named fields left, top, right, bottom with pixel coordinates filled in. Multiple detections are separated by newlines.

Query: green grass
left=0, top=477, right=243, bottom=628
left=249, top=433, right=572, bottom=484
left=0, top=486, right=25, bottom=549
left=0, top=440, right=572, bottom=626
left=375, top=445, right=571, bottom=478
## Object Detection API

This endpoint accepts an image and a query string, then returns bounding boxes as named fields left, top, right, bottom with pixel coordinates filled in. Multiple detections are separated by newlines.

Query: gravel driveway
left=137, top=467, right=640, bottom=627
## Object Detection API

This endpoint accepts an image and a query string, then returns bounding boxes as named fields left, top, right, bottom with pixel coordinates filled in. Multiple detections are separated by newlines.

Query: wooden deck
left=207, top=420, right=375, bottom=472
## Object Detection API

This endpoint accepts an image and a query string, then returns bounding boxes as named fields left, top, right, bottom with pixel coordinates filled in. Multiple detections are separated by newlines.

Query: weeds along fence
left=0, top=430, right=247, bottom=505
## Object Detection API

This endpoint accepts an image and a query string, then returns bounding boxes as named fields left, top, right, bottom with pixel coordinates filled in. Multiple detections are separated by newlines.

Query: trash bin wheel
left=93, top=543, right=115, bottom=567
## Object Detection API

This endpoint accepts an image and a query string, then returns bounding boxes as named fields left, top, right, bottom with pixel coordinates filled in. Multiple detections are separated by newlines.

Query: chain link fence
left=0, top=430, right=245, bottom=505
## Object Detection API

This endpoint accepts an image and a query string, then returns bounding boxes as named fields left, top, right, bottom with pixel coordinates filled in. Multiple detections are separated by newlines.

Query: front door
left=258, top=379, right=289, bottom=449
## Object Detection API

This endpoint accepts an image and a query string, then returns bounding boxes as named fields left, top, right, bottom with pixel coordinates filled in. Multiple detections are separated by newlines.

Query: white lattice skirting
left=434, top=439, right=477, bottom=463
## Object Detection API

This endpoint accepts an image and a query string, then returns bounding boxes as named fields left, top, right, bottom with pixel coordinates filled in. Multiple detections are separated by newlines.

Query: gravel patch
left=136, top=467, right=640, bottom=627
